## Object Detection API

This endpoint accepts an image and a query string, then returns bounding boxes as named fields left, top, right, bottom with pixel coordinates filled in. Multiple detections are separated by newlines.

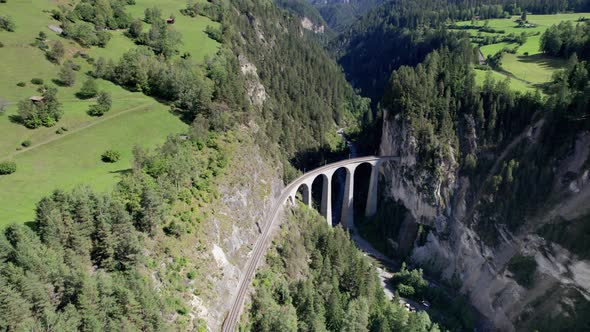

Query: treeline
left=0, top=129, right=232, bottom=329
left=541, top=20, right=590, bottom=60
left=337, top=0, right=590, bottom=103
left=0, top=188, right=166, bottom=331
left=382, top=42, right=552, bottom=239
left=53, top=0, right=135, bottom=48
left=247, top=207, right=440, bottom=332
left=383, top=42, right=542, bottom=174
left=93, top=45, right=245, bottom=130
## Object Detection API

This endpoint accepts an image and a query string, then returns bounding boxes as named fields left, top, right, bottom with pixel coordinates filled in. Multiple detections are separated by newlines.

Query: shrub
left=0, top=15, right=15, bottom=32
left=30, top=78, right=44, bottom=85
left=101, top=149, right=120, bottom=163
left=0, top=41, right=4, bottom=48
left=56, top=128, right=63, bottom=134
left=77, top=78, right=98, bottom=99
left=21, top=139, right=32, bottom=147
left=58, top=63, right=76, bottom=86
left=46, top=41, right=64, bottom=63
left=508, top=255, right=537, bottom=288
left=396, top=283, right=415, bottom=297
left=16, top=81, right=25, bottom=87
left=0, top=161, right=16, bottom=175
left=88, top=91, right=112, bottom=116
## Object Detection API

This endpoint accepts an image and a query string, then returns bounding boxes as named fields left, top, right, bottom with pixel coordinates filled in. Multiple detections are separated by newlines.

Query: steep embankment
left=376, top=46, right=590, bottom=331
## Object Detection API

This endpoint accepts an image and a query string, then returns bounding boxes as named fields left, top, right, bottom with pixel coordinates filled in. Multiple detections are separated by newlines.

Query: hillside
left=0, top=0, right=221, bottom=224
left=335, top=0, right=590, bottom=330
left=451, top=13, right=590, bottom=92
left=2, top=0, right=590, bottom=330
left=0, top=0, right=375, bottom=329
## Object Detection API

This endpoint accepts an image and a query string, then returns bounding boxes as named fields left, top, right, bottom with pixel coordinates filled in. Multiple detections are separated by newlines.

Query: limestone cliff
left=379, top=109, right=590, bottom=331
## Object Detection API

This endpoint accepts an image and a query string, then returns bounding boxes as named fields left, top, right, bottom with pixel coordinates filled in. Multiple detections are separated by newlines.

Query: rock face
left=379, top=109, right=590, bottom=331
left=189, top=132, right=283, bottom=331
left=239, top=55, right=268, bottom=107
left=300, top=17, right=325, bottom=34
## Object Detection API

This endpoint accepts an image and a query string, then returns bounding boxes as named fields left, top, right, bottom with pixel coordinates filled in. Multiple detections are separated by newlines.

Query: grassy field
left=0, top=0, right=219, bottom=225
left=453, top=13, right=590, bottom=91
left=126, top=0, right=221, bottom=61
left=474, top=68, right=536, bottom=93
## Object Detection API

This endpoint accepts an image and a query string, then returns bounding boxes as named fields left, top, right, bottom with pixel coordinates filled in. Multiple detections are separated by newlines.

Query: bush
left=101, top=149, right=120, bottom=163
left=21, top=139, right=32, bottom=147
left=0, top=41, right=4, bottom=48
left=0, top=15, right=15, bottom=32
left=508, top=255, right=537, bottom=288
left=30, top=78, right=44, bottom=85
left=0, top=161, right=16, bottom=175
left=77, top=78, right=98, bottom=99
left=88, top=91, right=112, bottom=116
left=397, top=283, right=415, bottom=297
left=16, top=81, right=25, bottom=87
left=46, top=41, right=64, bottom=63
left=58, top=63, right=76, bottom=86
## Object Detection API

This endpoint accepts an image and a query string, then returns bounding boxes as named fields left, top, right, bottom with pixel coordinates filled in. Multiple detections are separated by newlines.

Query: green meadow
left=453, top=13, right=590, bottom=91
left=0, top=0, right=219, bottom=225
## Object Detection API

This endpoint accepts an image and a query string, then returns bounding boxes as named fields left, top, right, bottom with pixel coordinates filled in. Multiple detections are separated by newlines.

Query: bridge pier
left=320, top=173, right=332, bottom=225
left=341, top=166, right=354, bottom=229
left=365, top=161, right=380, bottom=217
left=302, top=182, right=312, bottom=208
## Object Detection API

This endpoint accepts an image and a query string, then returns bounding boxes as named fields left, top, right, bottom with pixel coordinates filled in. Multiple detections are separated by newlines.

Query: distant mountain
left=309, top=0, right=386, bottom=33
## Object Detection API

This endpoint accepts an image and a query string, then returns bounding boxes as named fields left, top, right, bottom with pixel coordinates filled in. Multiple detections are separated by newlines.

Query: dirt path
left=1, top=102, right=155, bottom=161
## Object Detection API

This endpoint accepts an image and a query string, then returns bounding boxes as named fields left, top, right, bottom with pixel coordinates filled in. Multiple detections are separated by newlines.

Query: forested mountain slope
left=245, top=206, right=441, bottom=332
left=227, top=0, right=370, bottom=177
left=0, top=0, right=372, bottom=330
left=335, top=0, right=590, bottom=330
left=336, top=0, right=590, bottom=102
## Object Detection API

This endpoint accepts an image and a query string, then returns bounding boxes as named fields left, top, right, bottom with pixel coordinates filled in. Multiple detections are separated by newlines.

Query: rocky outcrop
left=379, top=110, right=590, bottom=331
left=186, top=129, right=283, bottom=331
left=300, top=17, right=325, bottom=34
left=239, top=55, right=268, bottom=107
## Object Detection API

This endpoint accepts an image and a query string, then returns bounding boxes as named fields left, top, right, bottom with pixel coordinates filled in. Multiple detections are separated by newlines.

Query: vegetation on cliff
left=246, top=206, right=440, bottom=332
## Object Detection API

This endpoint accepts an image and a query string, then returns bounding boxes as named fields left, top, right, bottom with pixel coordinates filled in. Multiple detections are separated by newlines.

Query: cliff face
left=379, top=109, right=590, bottom=331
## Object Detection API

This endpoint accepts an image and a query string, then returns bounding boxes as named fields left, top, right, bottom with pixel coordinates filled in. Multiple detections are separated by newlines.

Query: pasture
left=453, top=13, right=590, bottom=91
left=0, top=0, right=218, bottom=224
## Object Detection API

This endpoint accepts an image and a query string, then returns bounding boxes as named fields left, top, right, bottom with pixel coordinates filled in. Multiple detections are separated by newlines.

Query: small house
left=30, top=96, right=45, bottom=103
left=166, top=17, right=175, bottom=24
left=48, top=25, right=63, bottom=35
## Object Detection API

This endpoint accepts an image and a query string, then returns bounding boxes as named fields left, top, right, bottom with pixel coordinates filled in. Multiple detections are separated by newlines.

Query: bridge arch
left=284, top=157, right=394, bottom=228
left=294, top=182, right=312, bottom=207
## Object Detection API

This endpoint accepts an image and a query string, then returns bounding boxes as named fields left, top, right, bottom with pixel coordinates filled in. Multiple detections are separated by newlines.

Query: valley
left=0, top=0, right=589, bottom=331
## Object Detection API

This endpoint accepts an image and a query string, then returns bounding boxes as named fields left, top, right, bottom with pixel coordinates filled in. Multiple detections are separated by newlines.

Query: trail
left=1, top=102, right=156, bottom=161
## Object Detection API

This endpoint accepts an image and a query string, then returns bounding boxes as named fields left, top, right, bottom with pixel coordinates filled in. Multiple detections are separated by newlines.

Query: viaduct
left=222, top=155, right=399, bottom=331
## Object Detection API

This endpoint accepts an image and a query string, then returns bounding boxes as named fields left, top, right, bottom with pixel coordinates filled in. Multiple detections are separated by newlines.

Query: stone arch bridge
left=222, top=155, right=399, bottom=332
